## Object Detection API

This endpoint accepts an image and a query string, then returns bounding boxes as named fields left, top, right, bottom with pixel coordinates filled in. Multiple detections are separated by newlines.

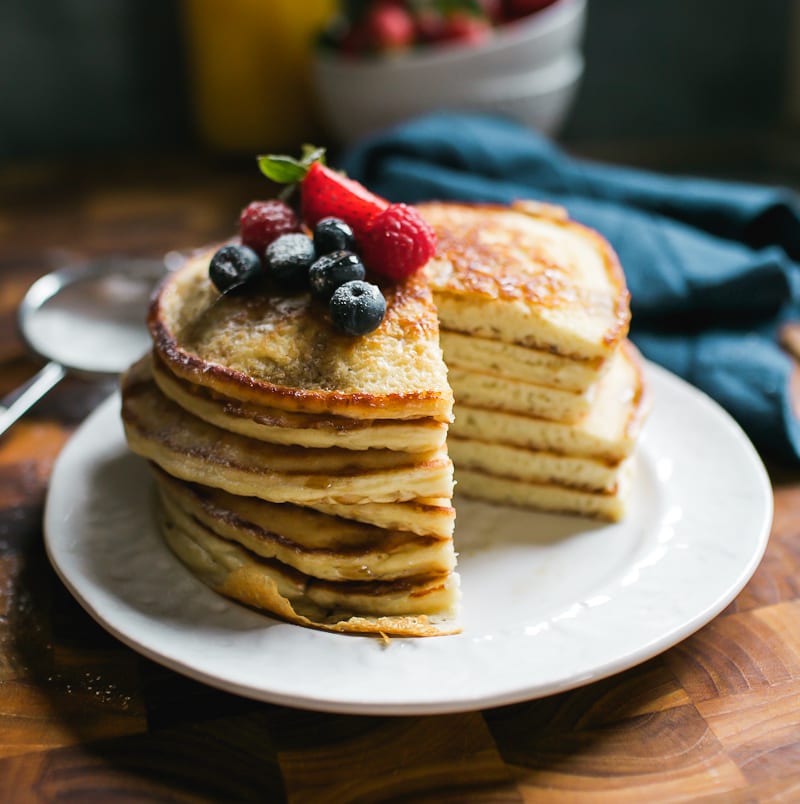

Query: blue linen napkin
left=340, top=112, right=800, bottom=464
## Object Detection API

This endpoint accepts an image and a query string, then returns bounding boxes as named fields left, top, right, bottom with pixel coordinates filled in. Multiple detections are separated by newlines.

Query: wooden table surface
left=1, top=159, right=798, bottom=803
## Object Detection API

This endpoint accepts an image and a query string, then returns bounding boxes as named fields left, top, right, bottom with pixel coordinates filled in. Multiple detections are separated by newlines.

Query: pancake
left=120, top=198, right=648, bottom=637
left=160, top=496, right=460, bottom=636
left=441, top=330, right=605, bottom=392
left=448, top=438, right=629, bottom=493
left=448, top=366, right=594, bottom=423
left=150, top=251, right=453, bottom=421
left=307, top=498, right=455, bottom=539
left=151, top=353, right=447, bottom=453
left=421, top=200, right=630, bottom=360
left=454, top=463, right=634, bottom=522
left=122, top=358, right=454, bottom=505
left=449, top=341, right=649, bottom=461
left=155, top=469, right=456, bottom=582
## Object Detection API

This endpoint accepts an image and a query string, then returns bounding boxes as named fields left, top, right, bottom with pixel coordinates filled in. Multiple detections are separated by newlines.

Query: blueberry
left=314, top=217, right=356, bottom=254
left=309, top=250, right=366, bottom=301
left=209, top=244, right=261, bottom=294
left=265, top=233, right=316, bottom=289
left=329, top=280, right=386, bottom=336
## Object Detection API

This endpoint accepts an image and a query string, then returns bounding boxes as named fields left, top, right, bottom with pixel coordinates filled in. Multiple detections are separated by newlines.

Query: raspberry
left=239, top=200, right=301, bottom=254
left=359, top=204, right=437, bottom=282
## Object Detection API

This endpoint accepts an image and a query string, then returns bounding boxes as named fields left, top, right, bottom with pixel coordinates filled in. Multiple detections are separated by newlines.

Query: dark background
left=0, top=0, right=798, bottom=179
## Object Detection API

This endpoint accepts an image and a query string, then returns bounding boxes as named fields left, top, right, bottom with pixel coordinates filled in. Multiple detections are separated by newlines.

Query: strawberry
left=365, top=0, right=415, bottom=52
left=300, top=161, right=389, bottom=238
left=359, top=203, right=437, bottom=281
left=439, top=12, right=491, bottom=45
left=239, top=199, right=301, bottom=254
left=256, top=149, right=389, bottom=240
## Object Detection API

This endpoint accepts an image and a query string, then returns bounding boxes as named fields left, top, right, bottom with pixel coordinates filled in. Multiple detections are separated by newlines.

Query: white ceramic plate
left=45, top=363, right=772, bottom=715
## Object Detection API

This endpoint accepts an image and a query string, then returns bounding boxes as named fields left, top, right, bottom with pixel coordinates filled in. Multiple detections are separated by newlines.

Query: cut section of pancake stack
left=121, top=255, right=459, bottom=636
left=420, top=201, right=650, bottom=521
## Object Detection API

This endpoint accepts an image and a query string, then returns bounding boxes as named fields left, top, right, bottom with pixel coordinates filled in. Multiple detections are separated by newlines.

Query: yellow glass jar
left=182, top=0, right=336, bottom=152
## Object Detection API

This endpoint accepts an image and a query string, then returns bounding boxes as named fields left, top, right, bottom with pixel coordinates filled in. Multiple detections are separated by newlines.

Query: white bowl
left=312, top=0, right=586, bottom=144
left=314, top=49, right=584, bottom=144
left=315, top=0, right=585, bottom=85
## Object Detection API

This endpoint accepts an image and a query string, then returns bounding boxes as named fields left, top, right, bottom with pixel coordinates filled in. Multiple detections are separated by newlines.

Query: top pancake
left=420, top=201, right=631, bottom=360
left=150, top=250, right=453, bottom=421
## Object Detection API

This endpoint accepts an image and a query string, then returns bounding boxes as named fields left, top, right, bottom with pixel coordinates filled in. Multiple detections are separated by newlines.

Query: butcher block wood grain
left=0, top=159, right=798, bottom=802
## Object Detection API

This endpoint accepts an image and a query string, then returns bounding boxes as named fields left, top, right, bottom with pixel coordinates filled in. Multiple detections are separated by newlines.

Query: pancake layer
left=449, top=341, right=649, bottom=462
left=151, top=354, right=447, bottom=452
left=150, top=253, right=453, bottom=421
left=421, top=200, right=631, bottom=360
left=160, top=499, right=460, bottom=636
left=122, top=357, right=454, bottom=506
left=454, top=465, right=632, bottom=522
left=440, top=331, right=605, bottom=392
left=155, top=469, right=456, bottom=582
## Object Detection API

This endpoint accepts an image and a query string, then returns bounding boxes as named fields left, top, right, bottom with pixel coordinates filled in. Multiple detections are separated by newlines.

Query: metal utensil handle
left=0, top=361, right=67, bottom=437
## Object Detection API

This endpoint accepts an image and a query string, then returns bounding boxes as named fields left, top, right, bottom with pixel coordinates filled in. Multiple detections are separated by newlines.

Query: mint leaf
left=257, top=155, right=309, bottom=184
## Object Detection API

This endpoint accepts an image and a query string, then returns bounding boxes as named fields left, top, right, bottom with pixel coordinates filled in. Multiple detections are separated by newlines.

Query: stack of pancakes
left=121, top=199, right=650, bottom=636
left=121, top=259, right=460, bottom=636
left=420, top=201, right=649, bottom=521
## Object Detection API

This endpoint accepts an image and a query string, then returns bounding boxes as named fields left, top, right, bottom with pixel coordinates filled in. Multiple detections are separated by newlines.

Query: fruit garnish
left=240, top=200, right=301, bottom=254
left=258, top=149, right=388, bottom=239
left=309, top=251, right=366, bottom=300
left=329, top=280, right=387, bottom=335
left=265, top=233, right=317, bottom=289
left=209, top=245, right=262, bottom=294
left=359, top=203, right=437, bottom=281
left=257, top=149, right=435, bottom=280
left=301, top=161, right=389, bottom=236
left=313, top=216, right=356, bottom=254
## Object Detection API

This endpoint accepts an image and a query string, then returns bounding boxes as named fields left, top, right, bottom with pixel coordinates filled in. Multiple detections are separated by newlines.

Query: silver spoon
left=0, top=256, right=168, bottom=437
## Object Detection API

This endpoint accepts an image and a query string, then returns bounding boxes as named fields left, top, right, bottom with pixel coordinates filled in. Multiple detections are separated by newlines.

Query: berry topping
left=309, top=250, right=366, bottom=301
left=301, top=161, right=388, bottom=237
left=359, top=203, right=437, bottom=281
left=329, top=280, right=387, bottom=336
left=265, top=233, right=316, bottom=290
left=258, top=149, right=389, bottom=240
left=314, top=217, right=356, bottom=255
left=239, top=199, right=301, bottom=254
left=209, top=244, right=262, bottom=294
